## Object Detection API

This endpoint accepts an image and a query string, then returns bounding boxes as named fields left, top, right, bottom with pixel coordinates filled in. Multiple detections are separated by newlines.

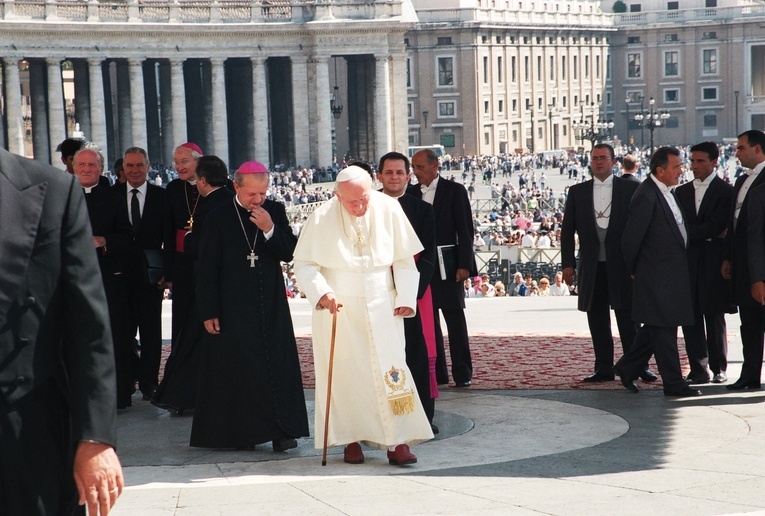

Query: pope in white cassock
left=293, top=166, right=434, bottom=466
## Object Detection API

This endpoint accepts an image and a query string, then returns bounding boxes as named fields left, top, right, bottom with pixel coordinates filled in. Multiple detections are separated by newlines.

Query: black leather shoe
left=583, top=372, right=615, bottom=383
left=684, top=374, right=711, bottom=385
left=664, top=386, right=702, bottom=397
left=726, top=379, right=762, bottom=390
left=639, top=370, right=658, bottom=382
left=431, top=424, right=439, bottom=435
left=613, top=366, right=639, bottom=393
left=455, top=380, right=472, bottom=388
left=272, top=438, right=298, bottom=452
left=141, top=387, right=157, bottom=401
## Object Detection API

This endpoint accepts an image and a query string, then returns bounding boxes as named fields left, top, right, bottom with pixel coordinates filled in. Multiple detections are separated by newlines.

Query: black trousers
left=586, top=263, right=637, bottom=374
left=616, top=325, right=686, bottom=392
left=434, top=308, right=473, bottom=385
left=169, top=253, right=195, bottom=346
left=737, top=306, right=765, bottom=383
left=404, top=314, right=435, bottom=423
left=127, top=282, right=164, bottom=393
left=705, top=312, right=728, bottom=375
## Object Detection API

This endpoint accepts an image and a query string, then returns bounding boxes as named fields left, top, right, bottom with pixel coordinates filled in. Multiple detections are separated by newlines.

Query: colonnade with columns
left=1, top=52, right=402, bottom=170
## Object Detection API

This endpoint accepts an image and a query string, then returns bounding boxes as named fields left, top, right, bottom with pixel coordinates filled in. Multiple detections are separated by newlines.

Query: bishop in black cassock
left=191, top=162, right=309, bottom=450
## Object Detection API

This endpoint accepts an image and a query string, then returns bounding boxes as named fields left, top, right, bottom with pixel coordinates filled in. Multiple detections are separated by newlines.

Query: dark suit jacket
left=83, top=185, right=133, bottom=277
left=622, top=177, right=693, bottom=327
left=185, top=186, right=236, bottom=261
left=408, top=177, right=475, bottom=310
left=746, top=183, right=765, bottom=289
left=163, top=178, right=203, bottom=280
left=726, top=170, right=765, bottom=306
left=676, top=176, right=735, bottom=314
left=561, top=176, right=638, bottom=312
left=0, top=148, right=116, bottom=444
left=398, top=194, right=436, bottom=298
left=112, top=181, right=167, bottom=282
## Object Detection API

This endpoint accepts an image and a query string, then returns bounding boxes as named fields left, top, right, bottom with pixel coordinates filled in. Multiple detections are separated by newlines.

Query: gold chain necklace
left=233, top=198, right=260, bottom=267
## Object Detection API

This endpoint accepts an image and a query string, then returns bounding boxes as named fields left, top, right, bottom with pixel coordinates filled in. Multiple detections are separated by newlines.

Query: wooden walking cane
left=321, top=304, right=342, bottom=466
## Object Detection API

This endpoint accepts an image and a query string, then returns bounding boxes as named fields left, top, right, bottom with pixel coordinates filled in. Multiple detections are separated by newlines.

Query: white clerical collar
left=235, top=195, right=248, bottom=210
left=187, top=179, right=197, bottom=186
left=82, top=185, right=97, bottom=193
left=650, top=173, right=672, bottom=194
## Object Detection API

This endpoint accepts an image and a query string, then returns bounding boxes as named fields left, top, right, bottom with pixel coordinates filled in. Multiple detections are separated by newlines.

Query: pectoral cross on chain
left=353, top=226, right=366, bottom=255
left=247, top=251, right=259, bottom=267
left=187, top=215, right=194, bottom=229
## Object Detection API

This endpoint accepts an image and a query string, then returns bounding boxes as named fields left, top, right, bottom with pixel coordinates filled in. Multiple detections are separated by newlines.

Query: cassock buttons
left=23, top=296, right=36, bottom=308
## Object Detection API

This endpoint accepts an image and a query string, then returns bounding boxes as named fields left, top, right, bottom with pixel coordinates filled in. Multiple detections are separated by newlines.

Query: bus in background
left=407, top=145, right=446, bottom=158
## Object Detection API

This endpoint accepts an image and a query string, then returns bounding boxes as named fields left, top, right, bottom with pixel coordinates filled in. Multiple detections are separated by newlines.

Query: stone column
left=46, top=58, right=67, bottom=166
left=291, top=55, right=310, bottom=166
left=128, top=58, right=147, bottom=150
left=159, top=62, right=174, bottom=165
left=251, top=57, right=269, bottom=167
left=30, top=60, right=51, bottom=162
left=72, top=60, right=91, bottom=139
left=313, top=56, right=332, bottom=168
left=88, top=58, right=110, bottom=167
left=3, top=58, right=25, bottom=156
left=210, top=58, right=229, bottom=164
left=374, top=54, right=392, bottom=158
left=389, top=52, right=410, bottom=155
left=170, top=58, right=187, bottom=146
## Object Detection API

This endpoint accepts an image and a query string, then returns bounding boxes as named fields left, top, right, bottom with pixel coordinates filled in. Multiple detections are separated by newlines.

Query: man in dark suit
left=112, top=147, right=167, bottom=401
left=561, top=144, right=654, bottom=383
left=409, top=149, right=475, bottom=388
left=378, top=151, right=438, bottom=428
left=615, top=146, right=700, bottom=397
left=724, top=130, right=765, bottom=390
left=73, top=148, right=135, bottom=409
left=620, top=155, right=640, bottom=182
left=0, top=147, right=123, bottom=514
left=676, top=142, right=735, bottom=384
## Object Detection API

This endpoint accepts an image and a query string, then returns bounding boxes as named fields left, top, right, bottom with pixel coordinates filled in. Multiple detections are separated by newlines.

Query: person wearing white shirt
left=521, top=230, right=536, bottom=247
left=549, top=272, right=570, bottom=296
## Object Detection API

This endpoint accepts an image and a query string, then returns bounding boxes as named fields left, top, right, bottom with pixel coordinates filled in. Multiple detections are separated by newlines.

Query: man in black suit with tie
left=73, top=148, right=136, bottom=409
left=409, top=149, right=475, bottom=388
left=0, top=147, right=123, bottom=514
left=676, top=142, right=735, bottom=385
left=615, top=147, right=700, bottom=397
left=378, top=151, right=438, bottom=428
left=112, top=147, right=168, bottom=401
left=561, top=144, right=654, bottom=383
left=723, top=130, right=765, bottom=390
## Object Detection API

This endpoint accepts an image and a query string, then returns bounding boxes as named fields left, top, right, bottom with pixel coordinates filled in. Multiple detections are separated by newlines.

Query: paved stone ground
left=114, top=297, right=765, bottom=515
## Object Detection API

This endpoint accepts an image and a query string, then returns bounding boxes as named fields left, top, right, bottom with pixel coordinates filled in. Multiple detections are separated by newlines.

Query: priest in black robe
left=153, top=155, right=234, bottom=414
left=191, top=161, right=309, bottom=450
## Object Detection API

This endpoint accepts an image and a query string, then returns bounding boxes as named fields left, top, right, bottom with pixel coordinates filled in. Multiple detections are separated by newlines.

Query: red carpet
left=161, top=333, right=697, bottom=390
left=295, top=333, right=694, bottom=391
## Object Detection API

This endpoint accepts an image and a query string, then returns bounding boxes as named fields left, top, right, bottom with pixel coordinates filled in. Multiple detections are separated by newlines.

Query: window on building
left=550, top=56, right=554, bottom=80
left=509, top=36, right=515, bottom=44
left=523, top=36, right=529, bottom=44
left=628, top=53, right=641, bottom=78
left=664, top=51, right=679, bottom=76
left=562, top=55, right=566, bottom=80
left=484, top=132, right=490, bottom=145
left=606, top=92, right=611, bottom=106
left=408, top=132, right=418, bottom=146
left=407, top=102, right=413, bottom=119
left=524, top=56, right=530, bottom=82
left=404, top=38, right=409, bottom=47
left=702, top=87, right=717, bottom=100
left=562, top=96, right=567, bottom=108
left=596, top=55, right=601, bottom=79
left=629, top=4, right=641, bottom=12
left=438, top=101, right=456, bottom=117
left=702, top=32, right=717, bottom=40
left=573, top=55, right=578, bottom=80
left=703, top=49, right=717, bottom=74
left=496, top=36, right=502, bottom=44
left=484, top=100, right=490, bottom=114
left=536, top=37, right=542, bottom=44
left=498, top=99, right=504, bottom=113
left=483, top=56, right=489, bottom=84
left=704, top=113, right=717, bottom=127
left=549, top=37, right=554, bottom=44
left=538, top=97, right=543, bottom=109
left=665, top=89, right=679, bottom=102
left=498, top=56, right=503, bottom=83
left=482, top=35, right=488, bottom=43
left=440, top=133, right=456, bottom=148
left=627, top=36, right=641, bottom=44
left=573, top=95, right=578, bottom=106
left=406, top=58, right=412, bottom=88
left=512, top=99, right=517, bottom=112
left=437, top=57, right=454, bottom=86
left=667, top=1, right=678, bottom=9
left=511, top=56, right=516, bottom=82
left=437, top=37, right=452, bottom=46
left=585, top=55, right=590, bottom=79
left=706, top=0, right=717, bottom=6
left=562, top=125, right=567, bottom=136
left=664, top=33, right=678, bottom=42
left=606, top=54, right=611, bottom=79
left=537, top=56, right=542, bottom=81
left=512, top=129, right=518, bottom=142
left=525, top=98, right=532, bottom=110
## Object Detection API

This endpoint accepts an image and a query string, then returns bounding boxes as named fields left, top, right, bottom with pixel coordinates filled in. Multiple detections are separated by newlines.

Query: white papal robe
left=293, top=191, right=434, bottom=450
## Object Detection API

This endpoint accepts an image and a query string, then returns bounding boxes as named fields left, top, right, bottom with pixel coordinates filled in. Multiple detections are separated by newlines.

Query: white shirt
left=693, top=173, right=716, bottom=214
left=592, top=174, right=613, bottom=230
left=420, top=175, right=440, bottom=205
left=536, top=235, right=551, bottom=248
left=126, top=181, right=148, bottom=226
left=735, top=161, right=765, bottom=225
left=549, top=282, right=570, bottom=296
left=650, top=174, right=686, bottom=245
left=521, top=233, right=536, bottom=247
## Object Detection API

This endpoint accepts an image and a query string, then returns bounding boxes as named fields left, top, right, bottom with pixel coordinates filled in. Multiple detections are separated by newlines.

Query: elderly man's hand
left=318, top=293, right=342, bottom=314
left=73, top=441, right=123, bottom=515
left=393, top=306, right=414, bottom=317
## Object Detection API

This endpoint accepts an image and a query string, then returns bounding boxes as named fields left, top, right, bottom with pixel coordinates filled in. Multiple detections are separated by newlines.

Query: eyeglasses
left=590, top=156, right=612, bottom=162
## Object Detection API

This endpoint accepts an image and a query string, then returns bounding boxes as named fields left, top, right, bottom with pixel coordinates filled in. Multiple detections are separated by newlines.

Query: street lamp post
left=634, top=96, right=670, bottom=155
left=572, top=103, right=613, bottom=147
left=735, top=90, right=740, bottom=136
left=624, top=95, right=631, bottom=147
